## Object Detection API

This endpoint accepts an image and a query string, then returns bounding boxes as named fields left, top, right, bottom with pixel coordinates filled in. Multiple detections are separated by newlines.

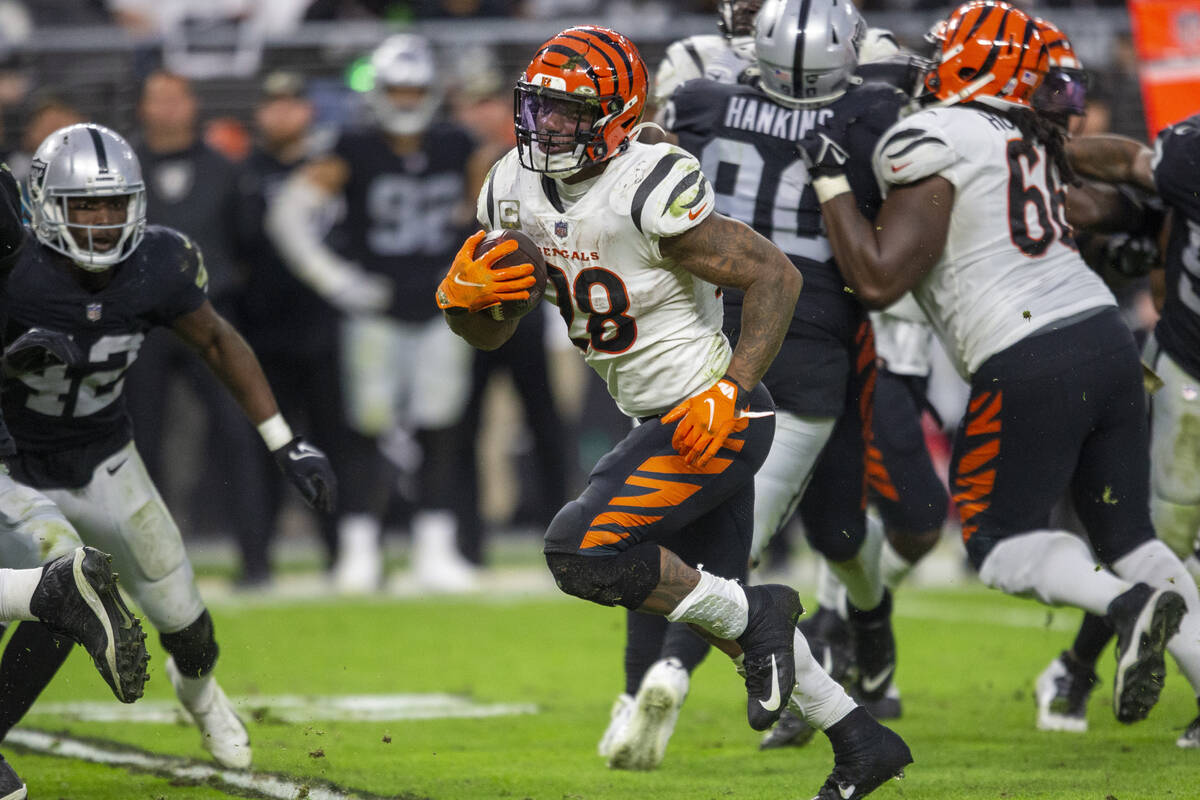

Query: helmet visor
left=1033, top=67, right=1088, bottom=118
left=514, top=84, right=603, bottom=173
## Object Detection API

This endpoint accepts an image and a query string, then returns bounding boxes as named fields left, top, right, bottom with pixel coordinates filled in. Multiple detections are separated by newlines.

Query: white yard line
left=27, top=693, right=538, bottom=724
left=7, top=728, right=363, bottom=800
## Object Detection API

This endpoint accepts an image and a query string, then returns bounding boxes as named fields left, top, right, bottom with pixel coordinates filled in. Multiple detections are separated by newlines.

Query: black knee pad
left=159, top=609, right=219, bottom=678
left=545, top=542, right=661, bottom=610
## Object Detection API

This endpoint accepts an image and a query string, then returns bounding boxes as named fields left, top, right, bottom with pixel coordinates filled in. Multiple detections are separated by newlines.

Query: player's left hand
left=273, top=437, right=338, bottom=513
left=436, top=230, right=536, bottom=316
left=2, top=327, right=85, bottom=375
left=797, top=127, right=850, bottom=180
left=662, top=376, right=762, bottom=467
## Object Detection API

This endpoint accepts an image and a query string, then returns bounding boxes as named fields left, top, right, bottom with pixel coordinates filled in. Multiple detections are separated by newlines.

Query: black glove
left=3, top=327, right=85, bottom=376
left=272, top=436, right=338, bottom=514
left=1103, top=233, right=1159, bottom=278
left=797, top=127, right=851, bottom=179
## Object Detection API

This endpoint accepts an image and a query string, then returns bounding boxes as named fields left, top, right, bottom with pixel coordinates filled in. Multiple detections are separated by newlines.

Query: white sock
left=338, top=513, right=381, bottom=552
left=786, top=628, right=857, bottom=730
left=827, top=518, right=885, bottom=613
left=169, top=658, right=217, bottom=711
left=667, top=570, right=749, bottom=640
left=0, top=567, right=42, bottom=622
left=1113, top=539, right=1200, bottom=693
left=816, top=560, right=841, bottom=611
left=977, top=531, right=1129, bottom=615
left=880, top=537, right=915, bottom=589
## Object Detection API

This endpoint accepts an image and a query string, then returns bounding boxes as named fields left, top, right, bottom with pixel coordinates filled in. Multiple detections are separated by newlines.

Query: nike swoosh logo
left=688, top=204, right=708, bottom=220
left=703, top=397, right=716, bottom=429
left=453, top=274, right=486, bottom=288
left=106, top=459, right=127, bottom=476
left=839, top=783, right=857, bottom=799
left=757, top=653, right=783, bottom=712
left=860, top=665, right=894, bottom=694
left=890, top=163, right=911, bottom=173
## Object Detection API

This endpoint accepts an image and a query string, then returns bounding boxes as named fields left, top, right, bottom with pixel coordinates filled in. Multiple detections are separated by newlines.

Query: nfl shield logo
left=555, top=220, right=568, bottom=238
left=86, top=302, right=102, bottom=322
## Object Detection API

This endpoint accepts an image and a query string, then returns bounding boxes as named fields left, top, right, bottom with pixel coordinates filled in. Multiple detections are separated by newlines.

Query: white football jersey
left=874, top=106, right=1115, bottom=379
left=652, top=34, right=753, bottom=108
left=477, top=142, right=727, bottom=418
left=870, top=294, right=933, bottom=377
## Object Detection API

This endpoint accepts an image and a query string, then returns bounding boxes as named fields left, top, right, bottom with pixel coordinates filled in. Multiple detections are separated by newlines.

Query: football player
left=268, top=33, right=492, bottom=593
left=0, top=124, right=336, bottom=769
left=645, top=0, right=910, bottom=769
left=646, top=0, right=762, bottom=122
left=0, top=163, right=151, bottom=800
left=802, top=0, right=1200, bottom=739
left=437, top=24, right=911, bottom=799
left=1027, top=70, right=1200, bottom=746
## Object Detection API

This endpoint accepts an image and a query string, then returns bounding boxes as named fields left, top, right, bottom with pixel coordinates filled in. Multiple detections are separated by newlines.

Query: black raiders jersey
left=666, top=79, right=907, bottom=334
left=1, top=226, right=209, bottom=488
left=1152, top=114, right=1200, bottom=379
left=325, top=123, right=475, bottom=322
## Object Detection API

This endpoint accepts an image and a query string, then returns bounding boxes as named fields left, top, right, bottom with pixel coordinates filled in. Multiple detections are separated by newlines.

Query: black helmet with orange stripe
left=925, top=1, right=1049, bottom=111
left=515, top=26, right=649, bottom=178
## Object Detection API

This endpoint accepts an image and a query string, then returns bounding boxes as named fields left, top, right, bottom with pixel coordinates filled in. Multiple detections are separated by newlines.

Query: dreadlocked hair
left=1005, top=105, right=1077, bottom=186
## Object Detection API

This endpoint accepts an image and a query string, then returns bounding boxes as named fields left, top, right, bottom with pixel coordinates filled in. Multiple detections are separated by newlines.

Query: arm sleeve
left=632, top=148, right=715, bottom=239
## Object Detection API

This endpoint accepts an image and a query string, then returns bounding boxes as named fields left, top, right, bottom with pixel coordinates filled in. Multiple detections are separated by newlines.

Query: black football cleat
left=847, top=590, right=896, bottom=705
left=1108, top=583, right=1185, bottom=724
left=30, top=547, right=150, bottom=703
left=737, top=583, right=803, bottom=730
left=759, top=708, right=817, bottom=750
left=799, top=605, right=855, bottom=684
left=813, top=707, right=912, bottom=800
left=0, top=754, right=25, bottom=800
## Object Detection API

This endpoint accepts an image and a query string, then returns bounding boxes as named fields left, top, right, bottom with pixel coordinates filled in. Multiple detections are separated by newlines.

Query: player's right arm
left=437, top=230, right=534, bottom=351
left=1066, top=134, right=1155, bottom=193
left=661, top=213, right=802, bottom=391
left=265, top=153, right=392, bottom=314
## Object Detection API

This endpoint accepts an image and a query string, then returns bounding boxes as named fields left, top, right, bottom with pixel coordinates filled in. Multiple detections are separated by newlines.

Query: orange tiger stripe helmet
left=515, top=26, right=649, bottom=177
left=925, top=1, right=1048, bottom=111
left=1032, top=18, right=1088, bottom=121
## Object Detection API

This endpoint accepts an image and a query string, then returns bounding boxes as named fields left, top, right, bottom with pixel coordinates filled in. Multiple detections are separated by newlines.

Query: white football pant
left=341, top=314, right=473, bottom=436
left=40, top=442, right=204, bottom=634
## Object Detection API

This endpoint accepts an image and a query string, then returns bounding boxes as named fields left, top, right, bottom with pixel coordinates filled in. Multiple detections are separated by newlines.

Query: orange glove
left=662, top=376, right=765, bottom=467
left=436, top=230, right=537, bottom=316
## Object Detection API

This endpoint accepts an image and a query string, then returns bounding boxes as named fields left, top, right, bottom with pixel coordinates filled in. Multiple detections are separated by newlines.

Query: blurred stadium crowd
left=0, top=0, right=1151, bottom=595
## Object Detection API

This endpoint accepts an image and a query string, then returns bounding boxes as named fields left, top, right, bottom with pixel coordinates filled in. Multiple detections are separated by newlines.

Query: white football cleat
left=166, top=657, right=251, bottom=769
left=332, top=515, right=384, bottom=594
left=1035, top=652, right=1094, bottom=733
left=597, top=693, right=635, bottom=758
left=412, top=511, right=478, bottom=594
left=607, top=657, right=689, bottom=771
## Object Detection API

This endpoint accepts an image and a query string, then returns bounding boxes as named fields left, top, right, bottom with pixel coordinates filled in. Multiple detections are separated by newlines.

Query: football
left=474, top=229, right=547, bottom=322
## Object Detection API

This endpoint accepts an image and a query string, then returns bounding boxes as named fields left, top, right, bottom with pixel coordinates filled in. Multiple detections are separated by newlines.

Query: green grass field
left=5, top=570, right=1198, bottom=800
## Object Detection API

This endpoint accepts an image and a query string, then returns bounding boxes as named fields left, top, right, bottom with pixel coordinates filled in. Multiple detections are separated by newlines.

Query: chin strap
left=630, top=121, right=666, bottom=140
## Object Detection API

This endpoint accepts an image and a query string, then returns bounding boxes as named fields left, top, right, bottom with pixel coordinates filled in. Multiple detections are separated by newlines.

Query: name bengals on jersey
left=477, top=141, right=726, bottom=418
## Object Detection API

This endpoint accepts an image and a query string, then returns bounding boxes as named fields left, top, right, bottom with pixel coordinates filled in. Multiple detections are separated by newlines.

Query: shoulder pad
left=1152, top=115, right=1200, bottom=209
left=874, top=111, right=958, bottom=186
left=622, top=145, right=713, bottom=237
